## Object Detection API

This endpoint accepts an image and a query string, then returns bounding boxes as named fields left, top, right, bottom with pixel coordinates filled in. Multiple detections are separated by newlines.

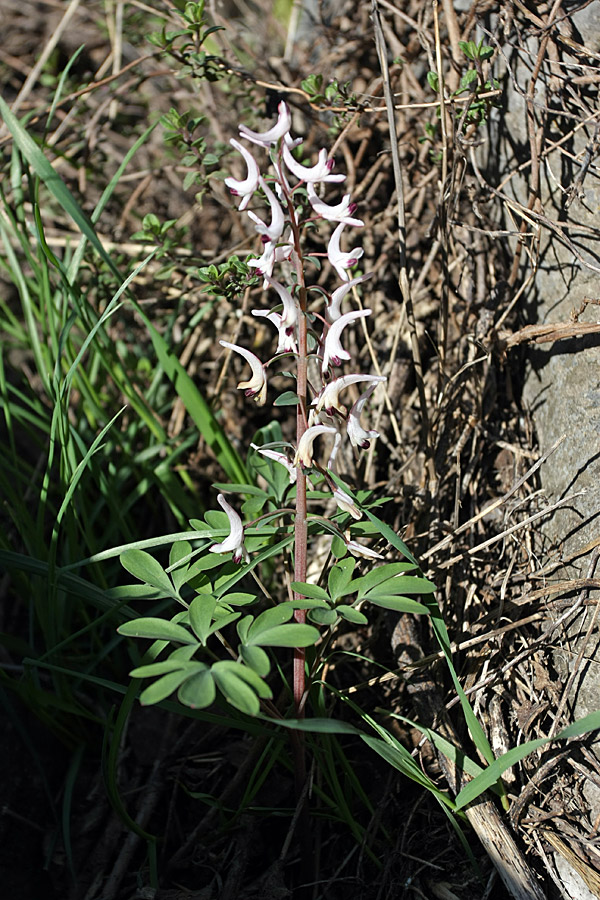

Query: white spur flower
left=347, top=382, right=381, bottom=449
left=282, top=143, right=346, bottom=184
left=327, top=222, right=364, bottom=281
left=321, top=308, right=372, bottom=373
left=209, top=494, right=248, bottom=564
left=238, top=100, right=292, bottom=147
left=306, top=183, right=363, bottom=227
left=312, top=374, right=387, bottom=415
left=219, top=340, right=267, bottom=406
left=224, top=139, right=261, bottom=210
left=293, top=423, right=337, bottom=468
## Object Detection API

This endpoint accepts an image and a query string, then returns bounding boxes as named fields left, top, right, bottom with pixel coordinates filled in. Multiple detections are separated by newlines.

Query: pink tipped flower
left=347, top=382, right=381, bottom=449
left=313, top=374, right=387, bottom=415
left=328, top=273, right=373, bottom=321
left=209, top=494, right=248, bottom=563
left=250, top=443, right=297, bottom=484
left=333, top=486, right=362, bottom=521
left=282, top=143, right=346, bottom=184
left=247, top=177, right=285, bottom=243
left=293, top=423, right=337, bottom=468
left=224, top=139, right=260, bottom=210
left=306, top=183, right=363, bottom=227
left=247, top=239, right=276, bottom=285
left=264, top=276, right=298, bottom=327
left=238, top=100, right=292, bottom=147
left=322, top=308, right=372, bottom=373
left=327, top=222, right=364, bottom=281
left=220, top=340, right=267, bottom=405
left=346, top=540, right=384, bottom=560
left=251, top=308, right=297, bottom=354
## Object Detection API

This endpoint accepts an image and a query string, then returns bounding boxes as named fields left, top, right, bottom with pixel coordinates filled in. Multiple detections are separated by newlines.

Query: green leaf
left=328, top=557, right=356, bottom=601
left=212, top=482, right=268, bottom=498
left=212, top=661, right=272, bottom=715
left=188, top=594, right=217, bottom=644
left=120, top=549, right=178, bottom=598
left=240, top=645, right=270, bottom=677
left=268, top=717, right=362, bottom=734
left=177, top=669, right=216, bottom=708
left=273, top=391, right=300, bottom=406
left=363, top=508, right=418, bottom=566
left=118, top=617, right=196, bottom=644
left=308, top=608, right=337, bottom=626
left=249, top=623, right=320, bottom=648
left=366, top=575, right=436, bottom=596
left=454, top=710, right=600, bottom=810
left=139, top=666, right=200, bottom=705
left=169, top=541, right=192, bottom=591
left=247, top=604, right=294, bottom=639
left=363, top=595, right=428, bottom=614
left=363, top=735, right=453, bottom=803
left=427, top=71, right=439, bottom=92
left=290, top=581, right=331, bottom=602
left=218, top=592, right=258, bottom=607
left=341, top=563, right=417, bottom=598
left=129, top=660, right=188, bottom=678
left=336, top=605, right=368, bottom=625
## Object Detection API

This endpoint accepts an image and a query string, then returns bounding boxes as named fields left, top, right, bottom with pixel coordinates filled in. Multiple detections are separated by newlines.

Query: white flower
left=347, top=382, right=380, bottom=448
left=327, top=222, right=364, bottom=281
left=313, top=374, right=387, bottom=415
left=322, top=308, right=372, bottom=373
left=219, top=340, right=267, bottom=405
left=250, top=443, right=297, bottom=484
left=238, top=101, right=292, bottom=147
left=333, top=486, right=362, bottom=520
left=224, top=139, right=260, bottom=210
left=282, top=143, right=345, bottom=184
left=251, top=308, right=297, bottom=354
left=209, top=494, right=248, bottom=563
left=293, top=424, right=337, bottom=468
left=328, top=273, right=373, bottom=321
left=346, top=540, right=384, bottom=560
left=306, top=183, right=363, bottom=227
left=247, top=177, right=285, bottom=243
left=264, top=276, right=298, bottom=327
left=247, top=239, right=276, bottom=285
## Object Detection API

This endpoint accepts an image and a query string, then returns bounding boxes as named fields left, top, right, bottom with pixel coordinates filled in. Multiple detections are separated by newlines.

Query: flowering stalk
left=218, top=102, right=386, bottom=720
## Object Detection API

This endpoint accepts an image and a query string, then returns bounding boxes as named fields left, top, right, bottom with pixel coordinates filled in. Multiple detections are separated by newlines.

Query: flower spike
left=327, top=222, right=364, bottom=281
left=238, top=100, right=292, bottom=147
left=224, top=139, right=260, bottom=210
left=347, top=382, right=381, bottom=449
left=322, top=309, right=372, bottom=373
left=306, top=183, right=363, bottom=227
left=293, top=424, right=337, bottom=468
left=220, top=340, right=267, bottom=405
left=209, top=494, right=248, bottom=563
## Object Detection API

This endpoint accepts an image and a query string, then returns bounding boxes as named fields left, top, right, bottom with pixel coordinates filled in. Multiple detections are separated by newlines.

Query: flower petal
left=306, top=183, right=363, bottom=226
left=209, top=494, right=248, bottom=563
left=328, top=272, right=373, bottom=321
left=224, top=139, right=260, bottom=210
left=322, top=309, right=371, bottom=373
left=313, top=374, right=386, bottom=415
left=220, top=340, right=267, bottom=405
left=238, top=100, right=292, bottom=147
left=327, top=222, right=364, bottom=281
left=282, top=144, right=346, bottom=184
left=293, top=424, right=337, bottom=468
left=347, top=382, right=381, bottom=448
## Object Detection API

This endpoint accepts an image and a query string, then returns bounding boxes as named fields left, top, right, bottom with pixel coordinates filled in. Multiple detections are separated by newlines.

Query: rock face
left=484, top=4, right=600, bottom=745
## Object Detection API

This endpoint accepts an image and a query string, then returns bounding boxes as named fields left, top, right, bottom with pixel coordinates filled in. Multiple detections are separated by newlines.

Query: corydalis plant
left=220, top=102, right=386, bottom=712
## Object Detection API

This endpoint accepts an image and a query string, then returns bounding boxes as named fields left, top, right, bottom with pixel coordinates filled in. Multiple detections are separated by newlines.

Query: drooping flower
left=224, top=139, right=260, bottom=210
left=247, top=177, right=285, bottom=243
left=209, top=494, right=248, bottom=563
left=264, top=276, right=298, bottom=327
left=347, top=382, right=380, bottom=449
left=327, top=222, right=364, bottom=281
left=282, top=143, right=345, bottom=184
left=247, top=239, right=276, bottom=285
left=251, top=308, right=297, bottom=354
left=313, top=374, right=387, bottom=415
left=321, top=308, right=372, bottom=373
left=332, top=486, right=362, bottom=520
left=306, top=183, right=363, bottom=227
left=346, top=539, right=384, bottom=560
left=238, top=100, right=292, bottom=147
left=293, top=423, right=337, bottom=468
left=327, top=272, right=373, bottom=321
left=250, top=443, right=297, bottom=484
left=219, top=340, right=267, bottom=405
